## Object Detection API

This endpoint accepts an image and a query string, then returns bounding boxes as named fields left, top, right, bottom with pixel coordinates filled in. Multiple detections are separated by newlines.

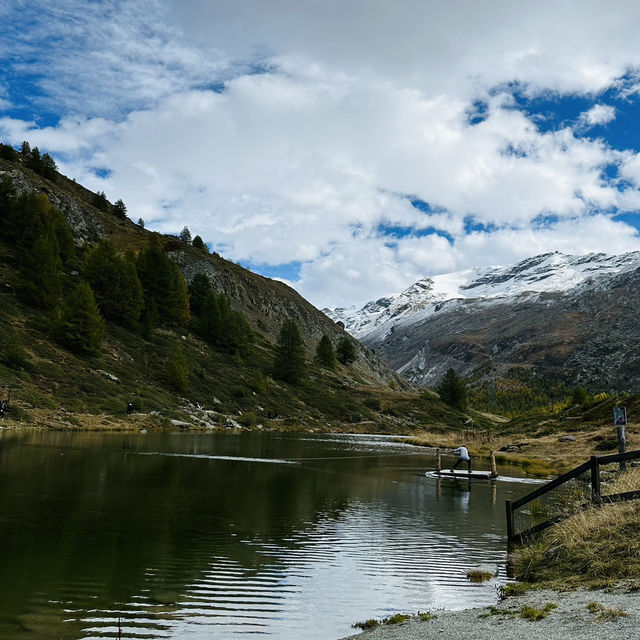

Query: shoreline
left=339, top=587, right=639, bottom=640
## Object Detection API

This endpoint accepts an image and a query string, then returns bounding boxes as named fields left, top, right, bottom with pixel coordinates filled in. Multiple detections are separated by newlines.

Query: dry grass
left=411, top=425, right=639, bottom=476
left=467, top=570, right=493, bottom=583
left=586, top=601, right=630, bottom=622
left=514, top=468, right=640, bottom=585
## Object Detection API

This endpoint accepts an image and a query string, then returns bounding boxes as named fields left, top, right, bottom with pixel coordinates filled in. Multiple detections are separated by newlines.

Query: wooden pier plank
left=432, top=469, right=497, bottom=480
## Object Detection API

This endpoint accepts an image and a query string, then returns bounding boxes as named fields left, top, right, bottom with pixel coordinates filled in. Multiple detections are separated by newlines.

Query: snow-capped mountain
left=325, top=252, right=640, bottom=389
left=326, top=252, right=640, bottom=339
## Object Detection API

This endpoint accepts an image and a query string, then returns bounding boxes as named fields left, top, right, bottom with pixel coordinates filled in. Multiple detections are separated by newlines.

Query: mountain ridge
left=325, top=251, right=640, bottom=390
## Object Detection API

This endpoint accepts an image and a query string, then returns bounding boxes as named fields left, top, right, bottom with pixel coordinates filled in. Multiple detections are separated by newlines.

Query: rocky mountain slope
left=326, top=252, right=640, bottom=390
left=0, top=156, right=397, bottom=386
left=3, top=151, right=479, bottom=434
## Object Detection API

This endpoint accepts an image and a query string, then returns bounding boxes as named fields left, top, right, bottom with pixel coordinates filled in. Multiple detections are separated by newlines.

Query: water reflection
left=0, top=430, right=533, bottom=639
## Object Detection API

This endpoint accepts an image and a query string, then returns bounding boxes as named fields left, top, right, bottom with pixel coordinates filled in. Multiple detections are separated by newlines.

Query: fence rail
left=506, top=449, right=640, bottom=544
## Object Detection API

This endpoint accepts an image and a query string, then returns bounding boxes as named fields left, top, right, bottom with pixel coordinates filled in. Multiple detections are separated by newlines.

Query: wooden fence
left=506, top=449, right=640, bottom=545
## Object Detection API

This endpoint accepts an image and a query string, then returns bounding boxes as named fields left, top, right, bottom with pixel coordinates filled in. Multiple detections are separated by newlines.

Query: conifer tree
left=112, top=199, right=127, bottom=218
left=336, top=336, right=357, bottom=365
left=49, top=206, right=74, bottom=264
left=54, top=281, right=105, bottom=355
left=136, top=238, right=189, bottom=328
left=92, top=191, right=109, bottom=211
left=167, top=263, right=190, bottom=326
left=188, top=273, right=212, bottom=315
left=224, top=307, right=253, bottom=356
left=26, top=146, right=42, bottom=174
left=571, top=386, right=588, bottom=405
left=166, top=344, right=189, bottom=392
left=316, top=335, right=336, bottom=369
left=197, top=290, right=221, bottom=344
left=179, top=226, right=192, bottom=243
left=192, top=235, right=206, bottom=251
left=0, top=143, right=18, bottom=161
left=19, top=233, right=63, bottom=308
left=85, top=241, right=144, bottom=327
left=436, top=368, right=467, bottom=411
left=273, top=318, right=306, bottom=384
left=41, top=153, right=57, bottom=179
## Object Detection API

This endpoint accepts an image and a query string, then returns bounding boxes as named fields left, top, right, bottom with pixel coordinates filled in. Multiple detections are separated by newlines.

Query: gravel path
left=340, top=588, right=640, bottom=640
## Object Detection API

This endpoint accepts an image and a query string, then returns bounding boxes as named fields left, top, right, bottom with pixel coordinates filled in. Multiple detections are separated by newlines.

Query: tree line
left=272, top=319, right=357, bottom=385
left=0, top=179, right=231, bottom=357
left=0, top=141, right=57, bottom=180
left=0, top=176, right=359, bottom=393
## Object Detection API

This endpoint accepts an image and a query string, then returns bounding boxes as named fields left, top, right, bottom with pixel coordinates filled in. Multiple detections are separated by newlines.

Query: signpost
left=614, top=406, right=627, bottom=471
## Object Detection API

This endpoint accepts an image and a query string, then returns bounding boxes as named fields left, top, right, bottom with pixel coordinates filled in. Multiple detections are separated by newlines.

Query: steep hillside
left=327, top=252, right=640, bottom=392
left=0, top=151, right=475, bottom=433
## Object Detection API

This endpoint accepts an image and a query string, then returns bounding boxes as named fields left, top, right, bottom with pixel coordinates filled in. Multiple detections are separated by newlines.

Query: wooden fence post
left=436, top=448, right=441, bottom=473
left=590, top=456, right=601, bottom=503
left=505, top=499, right=514, bottom=542
left=617, top=425, right=627, bottom=472
left=490, top=450, right=497, bottom=478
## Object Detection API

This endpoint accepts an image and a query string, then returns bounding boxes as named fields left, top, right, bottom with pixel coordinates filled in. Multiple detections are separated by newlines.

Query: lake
left=0, top=429, right=537, bottom=639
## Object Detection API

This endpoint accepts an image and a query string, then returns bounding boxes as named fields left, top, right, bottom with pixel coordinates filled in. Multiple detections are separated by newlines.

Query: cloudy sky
left=2, top=0, right=640, bottom=308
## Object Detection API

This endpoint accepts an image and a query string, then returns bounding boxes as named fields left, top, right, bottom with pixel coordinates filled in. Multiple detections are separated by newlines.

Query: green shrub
left=353, top=619, right=379, bottom=630
left=251, top=370, right=267, bottom=393
left=418, top=612, right=437, bottom=621
left=520, top=603, right=556, bottom=621
left=384, top=614, right=410, bottom=625
left=364, top=397, right=381, bottom=411
left=2, top=341, right=29, bottom=370
left=231, top=385, right=247, bottom=398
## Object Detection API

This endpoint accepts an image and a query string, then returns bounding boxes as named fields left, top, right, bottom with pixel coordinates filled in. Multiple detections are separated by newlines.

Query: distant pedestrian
left=450, top=445, right=471, bottom=473
left=127, top=402, right=134, bottom=415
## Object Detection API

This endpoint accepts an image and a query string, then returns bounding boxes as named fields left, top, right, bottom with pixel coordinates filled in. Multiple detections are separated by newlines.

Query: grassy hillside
left=0, top=154, right=476, bottom=434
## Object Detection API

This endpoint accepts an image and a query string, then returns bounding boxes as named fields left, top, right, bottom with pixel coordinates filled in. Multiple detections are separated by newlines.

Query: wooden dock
left=430, top=449, right=499, bottom=480
left=433, top=469, right=498, bottom=480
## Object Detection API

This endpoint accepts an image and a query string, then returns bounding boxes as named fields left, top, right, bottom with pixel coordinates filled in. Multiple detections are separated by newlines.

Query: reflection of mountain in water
left=0, top=431, right=525, bottom=639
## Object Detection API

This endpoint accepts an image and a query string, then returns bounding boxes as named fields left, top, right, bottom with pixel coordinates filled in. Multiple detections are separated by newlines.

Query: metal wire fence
left=506, top=450, right=640, bottom=544
left=598, top=454, right=640, bottom=501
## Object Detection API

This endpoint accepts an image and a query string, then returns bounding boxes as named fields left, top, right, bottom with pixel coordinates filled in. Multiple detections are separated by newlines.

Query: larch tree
left=436, top=368, right=468, bottom=411
left=315, top=335, right=336, bottom=370
left=273, top=318, right=306, bottom=384
left=336, top=337, right=357, bottom=365
left=54, top=281, right=105, bottom=355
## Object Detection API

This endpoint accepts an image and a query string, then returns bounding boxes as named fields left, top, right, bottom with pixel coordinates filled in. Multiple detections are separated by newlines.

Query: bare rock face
left=0, top=165, right=104, bottom=244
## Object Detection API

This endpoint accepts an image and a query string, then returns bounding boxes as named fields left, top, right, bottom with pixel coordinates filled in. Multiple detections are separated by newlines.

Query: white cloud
left=579, top=104, right=617, bottom=128
left=2, top=0, right=640, bottom=308
left=170, top=0, right=640, bottom=97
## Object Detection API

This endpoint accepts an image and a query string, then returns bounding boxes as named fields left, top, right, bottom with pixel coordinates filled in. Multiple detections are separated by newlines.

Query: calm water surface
left=0, top=429, right=536, bottom=639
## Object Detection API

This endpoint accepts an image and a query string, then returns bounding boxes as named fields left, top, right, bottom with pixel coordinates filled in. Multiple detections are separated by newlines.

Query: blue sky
left=2, top=0, right=640, bottom=308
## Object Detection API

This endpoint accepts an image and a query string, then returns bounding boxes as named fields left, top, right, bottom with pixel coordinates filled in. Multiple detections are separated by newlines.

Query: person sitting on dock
left=450, top=445, right=471, bottom=473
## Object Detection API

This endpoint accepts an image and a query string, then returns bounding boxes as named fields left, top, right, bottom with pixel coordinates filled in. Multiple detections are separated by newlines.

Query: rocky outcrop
left=0, top=164, right=104, bottom=244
